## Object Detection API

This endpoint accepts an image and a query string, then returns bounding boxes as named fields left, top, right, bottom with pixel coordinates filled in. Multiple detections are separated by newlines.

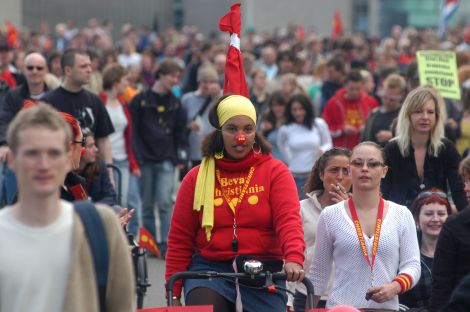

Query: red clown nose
left=81, top=147, right=86, bottom=157
left=235, top=133, right=246, bottom=145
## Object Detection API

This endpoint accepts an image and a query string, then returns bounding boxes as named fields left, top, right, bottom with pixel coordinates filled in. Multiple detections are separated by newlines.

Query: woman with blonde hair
left=382, top=86, right=467, bottom=210
left=281, top=73, right=306, bottom=102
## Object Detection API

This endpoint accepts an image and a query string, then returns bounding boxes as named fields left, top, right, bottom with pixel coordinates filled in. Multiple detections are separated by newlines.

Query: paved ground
left=142, top=257, right=167, bottom=309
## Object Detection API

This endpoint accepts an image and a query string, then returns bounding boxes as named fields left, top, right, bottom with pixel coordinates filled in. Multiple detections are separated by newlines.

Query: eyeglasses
left=25, top=65, right=45, bottom=71
left=350, top=158, right=384, bottom=169
left=415, top=191, right=447, bottom=202
left=73, top=138, right=86, bottom=147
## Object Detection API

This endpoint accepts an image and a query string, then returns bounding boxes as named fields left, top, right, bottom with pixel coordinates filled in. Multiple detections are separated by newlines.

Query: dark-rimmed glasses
left=350, top=158, right=384, bottom=169
left=73, top=138, right=86, bottom=147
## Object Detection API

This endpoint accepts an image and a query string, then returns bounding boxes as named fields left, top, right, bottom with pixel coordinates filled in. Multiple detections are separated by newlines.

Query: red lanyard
left=348, top=197, right=384, bottom=271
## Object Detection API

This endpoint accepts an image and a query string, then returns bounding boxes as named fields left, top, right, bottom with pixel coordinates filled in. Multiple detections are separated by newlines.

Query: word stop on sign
left=426, top=77, right=454, bottom=87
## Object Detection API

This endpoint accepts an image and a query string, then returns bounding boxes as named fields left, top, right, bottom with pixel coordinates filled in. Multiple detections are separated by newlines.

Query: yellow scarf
left=193, top=95, right=256, bottom=241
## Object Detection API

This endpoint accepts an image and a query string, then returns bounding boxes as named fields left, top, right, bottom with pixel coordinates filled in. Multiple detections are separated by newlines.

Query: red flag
left=332, top=10, right=343, bottom=40
left=297, top=26, right=305, bottom=42
left=219, top=2, right=249, bottom=97
left=6, top=21, right=18, bottom=48
left=139, top=227, right=160, bottom=257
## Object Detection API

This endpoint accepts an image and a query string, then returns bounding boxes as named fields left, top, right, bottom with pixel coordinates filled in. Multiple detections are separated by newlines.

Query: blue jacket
left=84, top=161, right=117, bottom=206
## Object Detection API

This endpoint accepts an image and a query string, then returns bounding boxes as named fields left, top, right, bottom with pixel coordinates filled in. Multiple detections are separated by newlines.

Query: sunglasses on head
left=26, top=65, right=45, bottom=71
left=350, top=158, right=384, bottom=169
left=415, top=191, right=447, bottom=202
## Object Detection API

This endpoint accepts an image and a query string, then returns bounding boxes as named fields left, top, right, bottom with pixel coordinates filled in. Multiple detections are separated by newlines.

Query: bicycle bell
left=243, top=259, right=263, bottom=275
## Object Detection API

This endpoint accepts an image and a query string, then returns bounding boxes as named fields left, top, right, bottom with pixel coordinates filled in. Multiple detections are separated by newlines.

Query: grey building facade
left=2, top=0, right=470, bottom=40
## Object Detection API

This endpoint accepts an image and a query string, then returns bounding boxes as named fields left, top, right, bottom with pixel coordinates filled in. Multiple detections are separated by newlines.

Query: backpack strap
left=74, top=201, right=109, bottom=312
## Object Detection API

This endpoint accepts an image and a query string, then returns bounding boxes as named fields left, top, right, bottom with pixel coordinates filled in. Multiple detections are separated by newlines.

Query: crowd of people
left=1, top=17, right=470, bottom=311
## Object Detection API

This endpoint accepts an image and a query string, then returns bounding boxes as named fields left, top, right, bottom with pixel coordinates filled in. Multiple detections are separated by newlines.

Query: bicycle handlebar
left=166, top=271, right=315, bottom=308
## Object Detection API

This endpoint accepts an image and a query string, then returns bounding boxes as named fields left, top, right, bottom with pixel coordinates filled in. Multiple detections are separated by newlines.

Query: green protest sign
left=416, top=50, right=461, bottom=100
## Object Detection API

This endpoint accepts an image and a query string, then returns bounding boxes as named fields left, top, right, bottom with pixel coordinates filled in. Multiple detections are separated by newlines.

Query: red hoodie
left=165, top=152, right=305, bottom=296
left=322, top=88, right=378, bottom=149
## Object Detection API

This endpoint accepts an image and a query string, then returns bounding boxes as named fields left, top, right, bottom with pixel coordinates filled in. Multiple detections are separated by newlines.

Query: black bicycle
left=166, top=259, right=315, bottom=309
left=128, top=233, right=151, bottom=308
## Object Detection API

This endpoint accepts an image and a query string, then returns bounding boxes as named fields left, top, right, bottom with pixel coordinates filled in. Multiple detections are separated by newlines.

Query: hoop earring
left=215, top=147, right=224, bottom=159
left=252, top=142, right=262, bottom=155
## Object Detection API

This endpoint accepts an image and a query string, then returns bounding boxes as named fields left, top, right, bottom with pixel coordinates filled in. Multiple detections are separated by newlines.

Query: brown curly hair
left=303, top=147, right=351, bottom=194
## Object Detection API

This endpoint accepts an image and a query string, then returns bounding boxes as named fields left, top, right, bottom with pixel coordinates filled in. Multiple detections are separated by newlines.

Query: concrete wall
left=16, top=0, right=356, bottom=38
left=21, top=0, right=171, bottom=37
left=183, top=0, right=234, bottom=35
left=368, top=0, right=380, bottom=38
left=0, top=0, right=22, bottom=29
left=242, top=0, right=353, bottom=37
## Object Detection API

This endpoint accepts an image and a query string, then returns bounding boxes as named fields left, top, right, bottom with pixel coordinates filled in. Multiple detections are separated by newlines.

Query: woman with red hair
left=58, top=112, right=88, bottom=201
left=399, top=188, right=451, bottom=310
left=59, top=112, right=84, bottom=171
left=59, top=112, right=132, bottom=226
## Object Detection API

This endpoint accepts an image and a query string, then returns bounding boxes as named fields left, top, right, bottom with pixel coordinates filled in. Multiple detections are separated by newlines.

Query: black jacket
left=320, top=80, right=343, bottom=110
left=441, top=273, right=470, bottom=312
left=382, top=138, right=468, bottom=210
left=0, top=83, right=48, bottom=145
left=129, top=89, right=188, bottom=165
left=431, top=208, right=470, bottom=311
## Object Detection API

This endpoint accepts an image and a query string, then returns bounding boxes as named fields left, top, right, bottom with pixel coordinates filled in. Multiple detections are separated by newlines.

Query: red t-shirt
left=323, top=88, right=379, bottom=149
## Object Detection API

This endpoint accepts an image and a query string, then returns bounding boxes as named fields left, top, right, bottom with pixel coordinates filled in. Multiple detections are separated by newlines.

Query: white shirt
left=118, top=52, right=142, bottom=69
left=287, top=191, right=334, bottom=305
left=0, top=201, right=74, bottom=312
left=107, top=104, right=128, bottom=161
left=277, top=118, right=332, bottom=173
left=309, top=200, right=421, bottom=309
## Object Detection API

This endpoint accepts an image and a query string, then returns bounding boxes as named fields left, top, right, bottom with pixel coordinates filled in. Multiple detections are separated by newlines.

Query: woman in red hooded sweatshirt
left=165, top=94, right=305, bottom=312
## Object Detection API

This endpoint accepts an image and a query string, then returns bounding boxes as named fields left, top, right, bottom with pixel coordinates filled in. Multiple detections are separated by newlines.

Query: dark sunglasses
left=73, top=138, right=86, bottom=147
left=350, top=158, right=384, bottom=169
left=415, top=191, right=447, bottom=202
left=26, top=65, right=45, bottom=71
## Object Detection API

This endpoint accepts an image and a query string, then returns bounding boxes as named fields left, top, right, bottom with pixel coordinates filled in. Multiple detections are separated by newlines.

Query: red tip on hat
left=235, top=133, right=246, bottom=145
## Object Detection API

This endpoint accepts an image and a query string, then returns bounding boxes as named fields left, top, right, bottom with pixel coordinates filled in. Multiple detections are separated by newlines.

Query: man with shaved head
left=0, top=52, right=48, bottom=147
left=0, top=52, right=49, bottom=205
